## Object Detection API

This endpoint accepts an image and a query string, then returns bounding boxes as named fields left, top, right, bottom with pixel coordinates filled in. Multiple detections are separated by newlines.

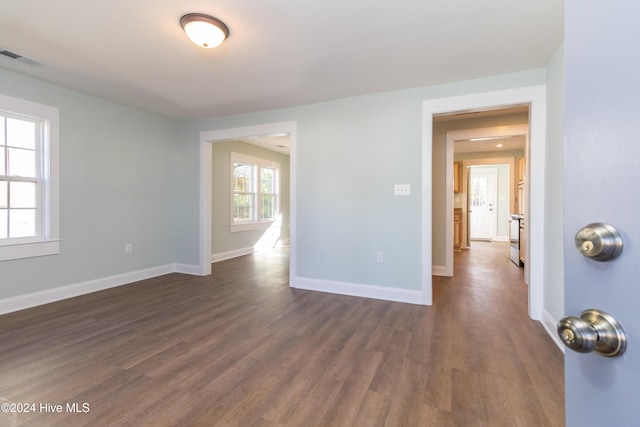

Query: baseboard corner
left=541, top=308, right=564, bottom=353
left=432, top=265, right=451, bottom=277
left=211, top=247, right=254, bottom=263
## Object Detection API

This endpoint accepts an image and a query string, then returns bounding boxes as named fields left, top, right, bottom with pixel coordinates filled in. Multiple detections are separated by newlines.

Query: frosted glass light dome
left=180, top=13, right=229, bottom=48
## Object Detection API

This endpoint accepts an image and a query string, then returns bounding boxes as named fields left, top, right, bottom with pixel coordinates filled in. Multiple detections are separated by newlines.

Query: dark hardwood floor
left=0, top=243, right=564, bottom=426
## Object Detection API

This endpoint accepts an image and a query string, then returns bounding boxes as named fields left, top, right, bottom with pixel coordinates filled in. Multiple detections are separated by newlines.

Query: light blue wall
left=0, top=65, right=550, bottom=302
left=0, top=68, right=177, bottom=299
left=544, top=44, right=564, bottom=321
left=176, top=69, right=547, bottom=291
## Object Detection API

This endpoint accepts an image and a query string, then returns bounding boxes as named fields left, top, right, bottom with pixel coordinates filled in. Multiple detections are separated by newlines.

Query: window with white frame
left=0, top=94, right=59, bottom=261
left=231, top=152, right=279, bottom=231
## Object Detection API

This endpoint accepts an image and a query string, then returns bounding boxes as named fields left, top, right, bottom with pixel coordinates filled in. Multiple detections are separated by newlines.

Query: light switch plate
left=394, top=184, right=410, bottom=196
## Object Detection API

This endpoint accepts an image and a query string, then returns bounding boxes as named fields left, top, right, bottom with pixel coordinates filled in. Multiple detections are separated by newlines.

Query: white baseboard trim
left=432, top=265, right=449, bottom=276
left=211, top=247, right=254, bottom=263
left=541, top=308, right=564, bottom=353
left=0, top=263, right=201, bottom=316
left=293, top=276, right=423, bottom=305
left=174, top=263, right=201, bottom=275
left=493, top=235, right=509, bottom=242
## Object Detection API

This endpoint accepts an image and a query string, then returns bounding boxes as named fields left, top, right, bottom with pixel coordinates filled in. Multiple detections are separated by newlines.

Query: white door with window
left=469, top=167, right=497, bottom=240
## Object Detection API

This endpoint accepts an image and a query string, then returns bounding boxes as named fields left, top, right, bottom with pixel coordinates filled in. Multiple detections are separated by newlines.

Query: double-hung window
left=231, top=152, right=280, bottom=232
left=259, top=166, right=277, bottom=221
left=0, top=94, right=59, bottom=261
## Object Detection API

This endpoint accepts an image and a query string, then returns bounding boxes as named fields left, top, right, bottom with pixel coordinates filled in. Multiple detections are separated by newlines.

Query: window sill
left=230, top=221, right=276, bottom=233
left=0, top=239, right=60, bottom=262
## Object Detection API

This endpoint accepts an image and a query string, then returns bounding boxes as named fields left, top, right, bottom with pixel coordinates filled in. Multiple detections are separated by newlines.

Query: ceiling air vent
left=0, top=49, right=42, bottom=66
left=0, top=49, right=22, bottom=59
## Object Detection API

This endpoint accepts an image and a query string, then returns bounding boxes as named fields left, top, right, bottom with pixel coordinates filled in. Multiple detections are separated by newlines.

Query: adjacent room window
left=0, top=94, right=59, bottom=261
left=230, top=152, right=279, bottom=231
left=259, top=167, right=277, bottom=221
left=233, top=161, right=254, bottom=223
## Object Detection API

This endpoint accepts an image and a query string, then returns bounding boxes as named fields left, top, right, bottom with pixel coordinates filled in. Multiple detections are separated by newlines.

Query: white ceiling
left=233, top=134, right=291, bottom=156
left=0, top=1, right=563, bottom=120
left=436, top=105, right=528, bottom=153
left=455, top=135, right=525, bottom=154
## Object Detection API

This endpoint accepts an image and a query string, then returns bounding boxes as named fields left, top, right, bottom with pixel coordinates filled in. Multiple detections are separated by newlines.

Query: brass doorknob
left=557, top=309, right=626, bottom=357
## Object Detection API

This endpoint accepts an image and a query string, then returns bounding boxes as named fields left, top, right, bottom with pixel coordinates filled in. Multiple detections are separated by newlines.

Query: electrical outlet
left=125, top=243, right=133, bottom=253
left=376, top=251, right=384, bottom=263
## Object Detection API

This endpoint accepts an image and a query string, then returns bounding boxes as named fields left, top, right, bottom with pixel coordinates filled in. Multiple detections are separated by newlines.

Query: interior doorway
left=441, top=123, right=526, bottom=277
left=198, top=121, right=297, bottom=285
left=210, top=134, right=291, bottom=262
left=421, top=85, right=546, bottom=320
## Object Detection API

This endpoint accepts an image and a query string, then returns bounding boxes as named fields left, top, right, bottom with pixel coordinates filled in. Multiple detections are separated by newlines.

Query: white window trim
left=0, top=93, right=60, bottom=261
left=230, top=152, right=280, bottom=233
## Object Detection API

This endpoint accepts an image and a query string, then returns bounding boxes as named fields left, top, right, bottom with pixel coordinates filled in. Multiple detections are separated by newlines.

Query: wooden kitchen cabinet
left=516, top=157, right=525, bottom=183
left=516, top=157, right=526, bottom=214
left=517, top=182, right=525, bottom=215
left=454, top=208, right=462, bottom=251
left=519, top=218, right=526, bottom=264
left=453, top=161, right=461, bottom=193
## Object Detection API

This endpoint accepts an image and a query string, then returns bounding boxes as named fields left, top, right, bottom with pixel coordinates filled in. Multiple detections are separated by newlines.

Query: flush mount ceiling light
left=180, top=13, right=229, bottom=48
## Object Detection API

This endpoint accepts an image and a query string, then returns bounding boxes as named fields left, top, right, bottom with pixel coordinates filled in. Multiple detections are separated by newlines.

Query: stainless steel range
left=509, top=214, right=523, bottom=266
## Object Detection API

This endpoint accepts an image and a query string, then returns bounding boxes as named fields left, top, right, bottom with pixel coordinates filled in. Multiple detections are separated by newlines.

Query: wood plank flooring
left=0, top=242, right=564, bottom=426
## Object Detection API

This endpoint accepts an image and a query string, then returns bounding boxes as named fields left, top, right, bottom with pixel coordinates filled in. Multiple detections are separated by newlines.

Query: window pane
left=234, top=194, right=253, bottom=222
left=10, top=181, right=37, bottom=208
left=470, top=177, right=487, bottom=208
left=0, top=209, right=6, bottom=238
left=234, top=163, right=252, bottom=192
left=7, top=118, right=36, bottom=149
left=0, top=181, right=6, bottom=208
left=0, top=149, right=5, bottom=175
left=9, top=208, right=36, bottom=238
left=0, top=118, right=5, bottom=145
left=261, top=168, right=275, bottom=193
left=261, top=194, right=276, bottom=220
left=8, top=148, right=36, bottom=177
